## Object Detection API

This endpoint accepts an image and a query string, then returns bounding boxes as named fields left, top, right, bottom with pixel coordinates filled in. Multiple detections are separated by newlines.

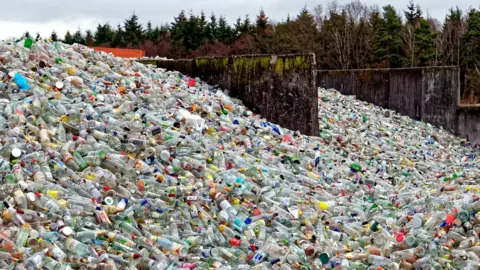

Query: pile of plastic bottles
left=0, top=38, right=478, bottom=270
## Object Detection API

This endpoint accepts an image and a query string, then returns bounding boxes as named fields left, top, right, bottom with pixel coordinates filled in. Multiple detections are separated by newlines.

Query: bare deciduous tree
left=313, top=4, right=324, bottom=29
left=403, top=24, right=416, bottom=67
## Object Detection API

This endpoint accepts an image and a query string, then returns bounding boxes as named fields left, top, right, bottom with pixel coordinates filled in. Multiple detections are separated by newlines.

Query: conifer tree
left=124, top=13, right=144, bottom=47
left=72, top=29, right=85, bottom=45
left=50, top=31, right=58, bottom=42
left=377, top=5, right=405, bottom=67
left=64, top=31, right=73, bottom=44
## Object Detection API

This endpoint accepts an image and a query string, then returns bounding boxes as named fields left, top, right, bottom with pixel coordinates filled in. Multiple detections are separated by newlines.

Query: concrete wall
left=140, top=57, right=479, bottom=143
left=318, top=67, right=480, bottom=144
left=389, top=69, right=423, bottom=120
left=457, top=106, right=480, bottom=144
left=142, top=54, right=319, bottom=136
left=421, top=67, right=459, bottom=133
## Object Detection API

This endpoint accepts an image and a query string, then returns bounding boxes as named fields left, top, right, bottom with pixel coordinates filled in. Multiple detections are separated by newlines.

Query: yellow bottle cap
left=58, top=199, right=67, bottom=208
left=47, top=190, right=59, bottom=199
left=218, top=225, right=226, bottom=233
left=319, top=201, right=329, bottom=210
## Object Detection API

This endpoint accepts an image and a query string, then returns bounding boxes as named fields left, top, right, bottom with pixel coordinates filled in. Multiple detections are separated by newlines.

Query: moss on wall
left=274, top=55, right=311, bottom=75
left=139, top=60, right=157, bottom=66
left=138, top=54, right=319, bottom=136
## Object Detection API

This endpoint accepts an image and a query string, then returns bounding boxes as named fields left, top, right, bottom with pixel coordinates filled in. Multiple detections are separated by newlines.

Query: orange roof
left=92, top=47, right=145, bottom=58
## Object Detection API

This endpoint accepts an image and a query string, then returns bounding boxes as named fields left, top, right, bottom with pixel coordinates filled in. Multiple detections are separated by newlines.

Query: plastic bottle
left=0, top=40, right=478, bottom=270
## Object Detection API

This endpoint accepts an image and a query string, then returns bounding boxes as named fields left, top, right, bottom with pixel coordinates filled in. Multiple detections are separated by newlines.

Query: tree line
left=25, top=1, right=480, bottom=103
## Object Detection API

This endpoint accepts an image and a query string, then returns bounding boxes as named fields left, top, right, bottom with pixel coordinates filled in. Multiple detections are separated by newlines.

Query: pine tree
left=151, top=26, right=161, bottom=41
left=171, top=10, right=187, bottom=43
left=254, top=9, right=274, bottom=53
left=242, top=15, right=253, bottom=34
left=111, top=24, right=126, bottom=47
left=377, top=5, right=405, bottom=68
left=64, top=31, right=73, bottom=44
left=462, top=8, right=480, bottom=68
left=94, top=23, right=114, bottom=46
left=85, top=30, right=94, bottom=46
left=234, top=15, right=253, bottom=35
left=160, top=24, right=170, bottom=38
left=368, top=7, right=382, bottom=66
left=170, top=11, right=208, bottom=52
left=217, top=16, right=233, bottom=44
left=50, top=31, right=58, bottom=42
left=199, top=11, right=208, bottom=42
left=148, top=23, right=170, bottom=42
left=295, top=7, right=317, bottom=53
left=105, top=24, right=115, bottom=44
left=461, top=8, right=480, bottom=103
left=206, top=13, right=218, bottom=42
left=233, top=17, right=242, bottom=39
left=72, top=29, right=85, bottom=45
left=441, top=7, right=464, bottom=65
left=273, top=20, right=292, bottom=54
left=298, top=6, right=311, bottom=20
left=181, top=12, right=207, bottom=51
left=256, top=9, right=268, bottom=30
left=403, top=2, right=424, bottom=66
left=146, top=21, right=153, bottom=40
left=123, top=13, right=144, bottom=48
left=404, top=0, right=422, bottom=24
left=415, top=18, right=437, bottom=66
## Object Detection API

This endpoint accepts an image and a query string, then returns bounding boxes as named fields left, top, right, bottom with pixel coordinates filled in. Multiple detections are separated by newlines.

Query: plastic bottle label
left=220, top=200, right=231, bottom=210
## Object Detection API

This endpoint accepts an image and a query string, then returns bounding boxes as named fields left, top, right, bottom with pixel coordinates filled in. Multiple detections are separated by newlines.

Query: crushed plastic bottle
left=0, top=38, right=478, bottom=270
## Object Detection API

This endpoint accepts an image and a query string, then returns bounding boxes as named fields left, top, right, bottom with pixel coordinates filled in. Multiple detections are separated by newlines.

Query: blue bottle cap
left=270, top=258, right=281, bottom=265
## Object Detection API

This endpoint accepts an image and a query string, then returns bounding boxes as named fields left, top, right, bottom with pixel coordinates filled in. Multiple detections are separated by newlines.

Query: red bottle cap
left=229, top=237, right=241, bottom=246
left=252, top=208, right=262, bottom=216
left=395, top=234, right=405, bottom=242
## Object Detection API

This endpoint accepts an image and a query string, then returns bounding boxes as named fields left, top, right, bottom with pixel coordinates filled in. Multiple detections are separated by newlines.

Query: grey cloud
left=3, top=0, right=479, bottom=31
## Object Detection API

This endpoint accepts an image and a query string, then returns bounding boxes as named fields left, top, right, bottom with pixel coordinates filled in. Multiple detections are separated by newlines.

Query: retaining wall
left=141, top=54, right=319, bottom=136
left=457, top=106, right=480, bottom=144
left=139, top=57, right=479, bottom=143
left=318, top=67, right=480, bottom=144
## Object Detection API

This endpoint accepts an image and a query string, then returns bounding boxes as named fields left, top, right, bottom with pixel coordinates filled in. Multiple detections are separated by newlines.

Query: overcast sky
left=1, top=0, right=477, bottom=40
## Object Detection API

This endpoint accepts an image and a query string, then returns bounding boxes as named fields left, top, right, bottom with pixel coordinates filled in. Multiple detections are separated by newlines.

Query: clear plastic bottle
left=65, top=238, right=89, bottom=256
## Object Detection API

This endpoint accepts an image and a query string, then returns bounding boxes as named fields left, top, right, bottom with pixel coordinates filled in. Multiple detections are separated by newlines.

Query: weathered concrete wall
left=318, top=68, right=429, bottom=121
left=421, top=67, right=459, bottom=132
left=157, top=59, right=195, bottom=76
left=317, top=69, right=391, bottom=109
left=142, top=54, right=319, bottom=136
left=141, top=58, right=478, bottom=143
left=457, top=106, right=480, bottom=144
left=389, top=69, right=422, bottom=120
left=194, top=57, right=230, bottom=89
left=318, top=67, right=480, bottom=144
